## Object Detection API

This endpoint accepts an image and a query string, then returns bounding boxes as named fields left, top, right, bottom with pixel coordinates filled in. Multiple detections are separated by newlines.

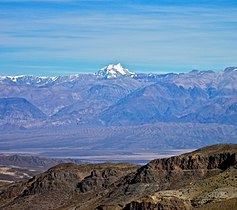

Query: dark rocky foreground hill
left=0, top=154, right=84, bottom=186
left=0, top=144, right=237, bottom=210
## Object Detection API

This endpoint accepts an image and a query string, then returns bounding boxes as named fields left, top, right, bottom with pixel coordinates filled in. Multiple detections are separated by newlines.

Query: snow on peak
left=97, top=63, right=135, bottom=78
left=0, top=75, right=25, bottom=82
left=0, top=75, right=60, bottom=85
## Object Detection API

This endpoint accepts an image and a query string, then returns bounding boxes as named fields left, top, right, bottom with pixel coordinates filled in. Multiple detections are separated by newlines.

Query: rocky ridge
left=0, top=66, right=237, bottom=152
left=0, top=65, right=236, bottom=127
left=0, top=144, right=236, bottom=210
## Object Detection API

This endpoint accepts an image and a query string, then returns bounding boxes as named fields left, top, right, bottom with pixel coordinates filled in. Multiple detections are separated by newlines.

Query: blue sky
left=0, top=0, right=237, bottom=76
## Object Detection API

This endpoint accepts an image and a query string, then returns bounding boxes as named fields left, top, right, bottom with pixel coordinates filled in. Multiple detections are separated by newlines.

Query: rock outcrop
left=0, top=144, right=237, bottom=210
left=0, top=162, right=138, bottom=210
left=94, top=144, right=237, bottom=209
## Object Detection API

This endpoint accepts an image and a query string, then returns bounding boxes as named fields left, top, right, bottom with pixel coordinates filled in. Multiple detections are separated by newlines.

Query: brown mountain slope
left=0, top=162, right=138, bottom=210
left=0, top=154, right=84, bottom=187
left=94, top=144, right=237, bottom=210
left=0, top=144, right=236, bottom=210
left=123, top=164, right=237, bottom=210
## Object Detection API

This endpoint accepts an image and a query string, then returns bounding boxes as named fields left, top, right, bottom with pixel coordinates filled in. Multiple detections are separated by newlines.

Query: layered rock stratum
left=0, top=144, right=236, bottom=210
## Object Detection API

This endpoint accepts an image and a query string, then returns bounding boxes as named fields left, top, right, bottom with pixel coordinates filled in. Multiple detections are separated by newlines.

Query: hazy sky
left=0, top=0, right=237, bottom=76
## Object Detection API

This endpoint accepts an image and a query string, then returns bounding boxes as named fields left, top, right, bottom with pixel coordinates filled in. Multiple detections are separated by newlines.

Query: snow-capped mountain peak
left=97, top=63, right=135, bottom=78
left=0, top=75, right=61, bottom=86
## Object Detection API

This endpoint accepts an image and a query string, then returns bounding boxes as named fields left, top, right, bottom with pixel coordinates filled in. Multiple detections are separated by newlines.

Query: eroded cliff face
left=0, top=144, right=237, bottom=210
left=148, top=151, right=237, bottom=170
left=0, top=162, right=138, bottom=210
left=123, top=198, right=191, bottom=210
left=122, top=164, right=237, bottom=210
left=129, top=151, right=237, bottom=185
left=95, top=145, right=237, bottom=210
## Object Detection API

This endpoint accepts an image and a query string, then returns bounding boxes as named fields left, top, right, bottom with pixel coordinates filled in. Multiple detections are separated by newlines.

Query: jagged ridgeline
left=0, top=144, right=236, bottom=210
left=0, top=65, right=237, bottom=151
left=0, top=65, right=237, bottom=126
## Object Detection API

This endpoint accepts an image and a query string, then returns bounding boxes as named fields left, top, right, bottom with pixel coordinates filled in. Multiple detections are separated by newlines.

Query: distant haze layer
left=0, top=65, right=236, bottom=157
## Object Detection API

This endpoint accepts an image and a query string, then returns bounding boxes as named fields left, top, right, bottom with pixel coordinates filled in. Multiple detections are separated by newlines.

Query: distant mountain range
left=0, top=64, right=236, bottom=151
left=0, top=98, right=46, bottom=120
left=0, top=64, right=236, bottom=127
